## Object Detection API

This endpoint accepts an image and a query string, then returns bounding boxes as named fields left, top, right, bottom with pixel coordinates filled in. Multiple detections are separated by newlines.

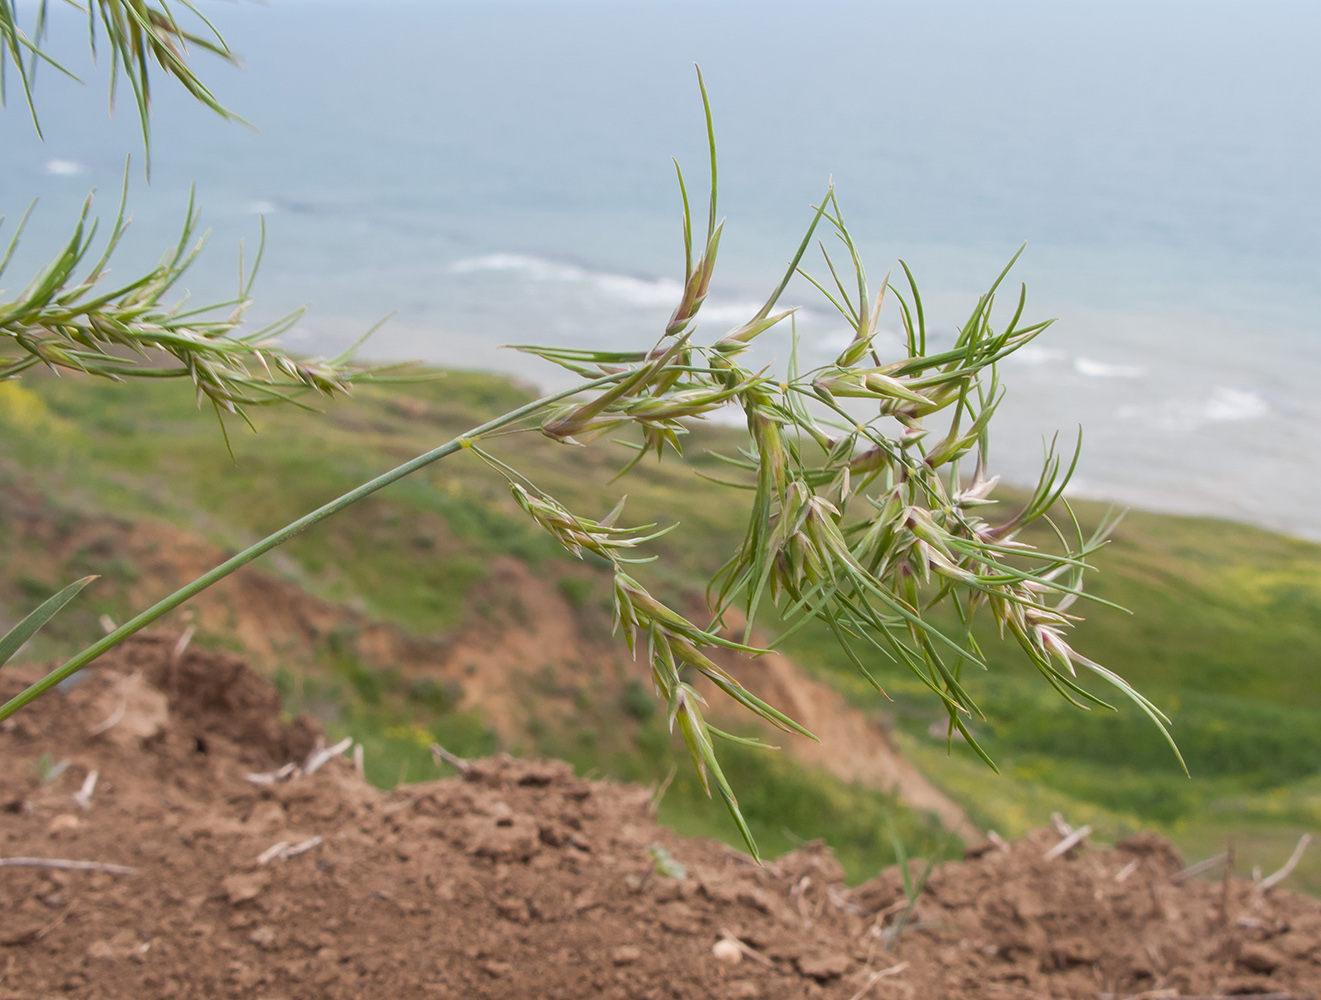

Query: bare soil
left=2, top=636, right=1319, bottom=1000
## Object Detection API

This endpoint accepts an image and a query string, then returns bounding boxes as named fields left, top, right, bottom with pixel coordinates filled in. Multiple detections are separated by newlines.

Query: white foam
left=1060, top=476, right=1093, bottom=499
left=1074, top=356, right=1147, bottom=378
left=452, top=251, right=757, bottom=314
left=595, top=272, right=685, bottom=308
left=451, top=253, right=586, bottom=283
left=1203, top=387, right=1269, bottom=422
left=44, top=159, right=84, bottom=176
left=449, top=252, right=816, bottom=331
left=1120, top=387, right=1269, bottom=432
left=451, top=253, right=679, bottom=305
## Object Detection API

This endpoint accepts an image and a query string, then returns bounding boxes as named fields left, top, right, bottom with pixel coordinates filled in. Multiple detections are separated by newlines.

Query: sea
left=2, top=0, right=1319, bottom=539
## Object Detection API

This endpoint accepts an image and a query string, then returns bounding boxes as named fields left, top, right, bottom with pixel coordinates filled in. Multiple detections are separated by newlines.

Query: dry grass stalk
left=848, top=962, right=909, bottom=1000
left=429, top=742, right=471, bottom=774
left=255, top=841, right=290, bottom=866
left=0, top=856, right=135, bottom=874
left=71, top=769, right=97, bottom=810
left=1050, top=811, right=1074, bottom=837
left=86, top=696, right=126, bottom=737
left=1126, top=994, right=1301, bottom=1000
left=169, top=627, right=195, bottom=667
left=1173, top=852, right=1229, bottom=884
left=1114, top=859, right=1140, bottom=883
left=257, top=835, right=323, bottom=865
left=244, top=762, right=299, bottom=786
left=714, top=931, right=773, bottom=967
left=1044, top=825, right=1093, bottom=860
left=303, top=737, right=353, bottom=776
left=1254, top=833, right=1313, bottom=896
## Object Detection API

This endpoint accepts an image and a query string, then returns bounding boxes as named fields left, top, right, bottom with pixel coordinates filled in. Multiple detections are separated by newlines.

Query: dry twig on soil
left=1044, top=824, right=1092, bottom=860
left=257, top=835, right=323, bottom=865
left=848, top=962, right=909, bottom=1000
left=430, top=742, right=471, bottom=774
left=1114, top=859, right=1140, bottom=883
left=1173, top=852, right=1229, bottom=883
left=245, top=762, right=298, bottom=786
left=0, top=856, right=135, bottom=874
left=70, top=769, right=97, bottom=810
left=1257, top=833, right=1313, bottom=895
left=303, top=737, right=353, bottom=775
left=715, top=930, right=773, bottom=966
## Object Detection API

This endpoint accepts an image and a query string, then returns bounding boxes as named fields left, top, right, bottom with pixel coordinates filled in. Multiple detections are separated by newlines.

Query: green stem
left=0, top=372, right=624, bottom=721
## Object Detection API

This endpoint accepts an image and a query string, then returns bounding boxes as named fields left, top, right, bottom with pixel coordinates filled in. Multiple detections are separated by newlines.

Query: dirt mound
left=90, top=633, right=321, bottom=767
left=2, top=638, right=1319, bottom=1000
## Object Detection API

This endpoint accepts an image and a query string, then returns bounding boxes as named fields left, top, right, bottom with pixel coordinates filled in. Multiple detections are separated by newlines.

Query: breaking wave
left=1120, top=387, right=1269, bottom=432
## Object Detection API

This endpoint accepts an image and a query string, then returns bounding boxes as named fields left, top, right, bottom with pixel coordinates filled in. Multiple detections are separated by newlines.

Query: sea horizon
left=2, top=0, right=1318, bottom=539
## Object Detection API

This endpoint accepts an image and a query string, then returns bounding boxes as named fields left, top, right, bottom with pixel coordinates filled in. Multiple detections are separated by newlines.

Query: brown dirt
left=2, top=637, right=1319, bottom=1000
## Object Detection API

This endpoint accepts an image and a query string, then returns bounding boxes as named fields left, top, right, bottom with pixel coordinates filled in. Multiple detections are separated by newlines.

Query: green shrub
left=622, top=680, right=656, bottom=722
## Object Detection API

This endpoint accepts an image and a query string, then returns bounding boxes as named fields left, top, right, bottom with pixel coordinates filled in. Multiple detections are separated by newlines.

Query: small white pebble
left=712, top=938, right=743, bottom=964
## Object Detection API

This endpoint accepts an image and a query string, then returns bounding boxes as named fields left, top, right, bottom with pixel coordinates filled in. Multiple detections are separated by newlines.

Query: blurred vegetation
left=1, top=368, right=1317, bottom=891
left=777, top=500, right=1321, bottom=892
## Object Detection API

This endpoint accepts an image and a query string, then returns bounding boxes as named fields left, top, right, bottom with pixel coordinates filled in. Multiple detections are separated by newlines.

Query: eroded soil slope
left=2, top=637, right=1319, bottom=1000
left=0, top=482, right=973, bottom=834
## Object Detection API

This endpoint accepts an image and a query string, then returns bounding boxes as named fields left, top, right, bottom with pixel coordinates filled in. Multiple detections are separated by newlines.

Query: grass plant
left=2, top=3, right=1173, bottom=860
left=5, top=368, right=1318, bottom=889
left=0, top=179, right=414, bottom=439
left=33, top=750, right=69, bottom=785
left=1, top=80, right=1152, bottom=861
left=3, top=1, right=406, bottom=440
left=881, top=824, right=952, bottom=949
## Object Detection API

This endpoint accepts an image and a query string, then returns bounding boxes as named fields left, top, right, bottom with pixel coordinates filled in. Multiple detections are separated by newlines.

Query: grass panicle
left=494, top=76, right=1158, bottom=849
left=1, top=0, right=242, bottom=160
left=0, top=174, right=411, bottom=429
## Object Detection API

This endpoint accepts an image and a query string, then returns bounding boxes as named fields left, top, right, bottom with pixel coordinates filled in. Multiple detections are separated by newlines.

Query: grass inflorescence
left=1, top=177, right=416, bottom=443
left=2, top=0, right=241, bottom=157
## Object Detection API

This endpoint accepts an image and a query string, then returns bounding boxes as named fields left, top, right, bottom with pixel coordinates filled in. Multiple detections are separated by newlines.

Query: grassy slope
left=0, top=372, right=947, bottom=881
left=776, top=503, right=1321, bottom=892
left=2, top=370, right=1318, bottom=891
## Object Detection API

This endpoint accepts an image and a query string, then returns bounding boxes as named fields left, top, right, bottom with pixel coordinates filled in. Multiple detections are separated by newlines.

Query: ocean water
left=2, top=0, right=1319, bottom=538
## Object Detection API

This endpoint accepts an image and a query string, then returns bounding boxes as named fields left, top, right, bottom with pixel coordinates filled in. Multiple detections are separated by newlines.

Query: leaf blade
left=0, top=575, right=97, bottom=668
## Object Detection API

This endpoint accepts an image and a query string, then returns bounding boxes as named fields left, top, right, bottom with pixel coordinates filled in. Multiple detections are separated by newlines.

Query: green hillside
left=777, top=502, right=1321, bottom=891
left=2, top=368, right=1317, bottom=892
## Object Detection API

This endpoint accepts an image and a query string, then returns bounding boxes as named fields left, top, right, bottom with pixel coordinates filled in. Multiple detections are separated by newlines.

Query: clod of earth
left=1, top=635, right=1319, bottom=999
